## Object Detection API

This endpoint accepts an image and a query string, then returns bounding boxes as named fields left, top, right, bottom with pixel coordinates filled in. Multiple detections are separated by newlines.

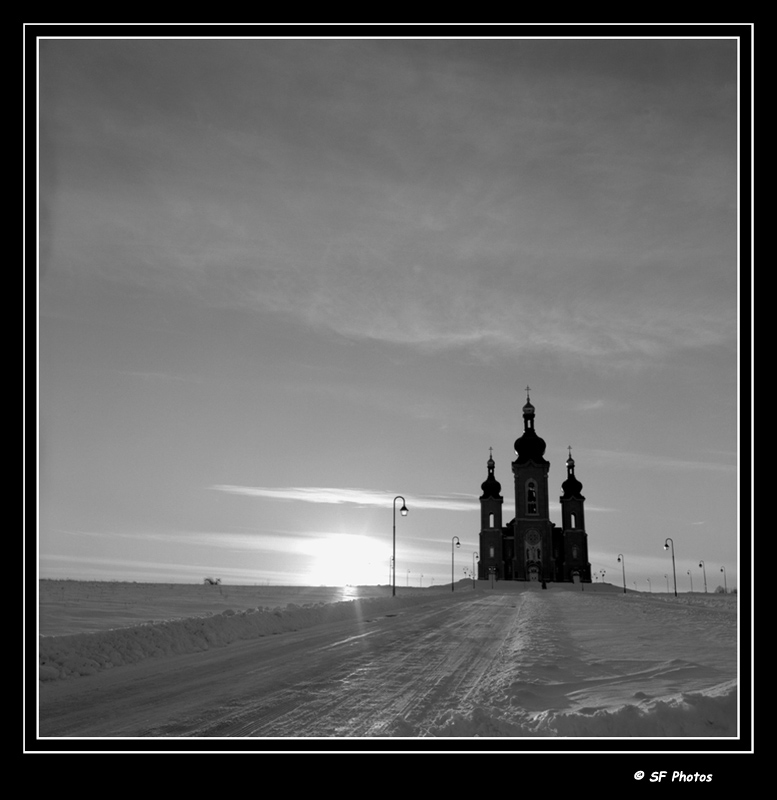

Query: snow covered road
left=37, top=587, right=738, bottom=738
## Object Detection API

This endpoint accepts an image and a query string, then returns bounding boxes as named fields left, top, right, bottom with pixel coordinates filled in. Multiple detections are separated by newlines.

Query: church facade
left=477, top=391, right=591, bottom=584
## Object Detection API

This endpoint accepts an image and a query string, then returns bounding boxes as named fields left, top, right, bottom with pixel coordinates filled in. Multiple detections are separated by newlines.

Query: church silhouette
left=478, top=390, right=592, bottom=584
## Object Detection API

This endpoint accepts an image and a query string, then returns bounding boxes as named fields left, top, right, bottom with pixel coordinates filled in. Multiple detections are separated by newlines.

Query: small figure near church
left=477, top=389, right=592, bottom=584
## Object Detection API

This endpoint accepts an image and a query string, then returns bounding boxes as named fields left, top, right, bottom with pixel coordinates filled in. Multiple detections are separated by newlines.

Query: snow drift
left=38, top=585, right=738, bottom=738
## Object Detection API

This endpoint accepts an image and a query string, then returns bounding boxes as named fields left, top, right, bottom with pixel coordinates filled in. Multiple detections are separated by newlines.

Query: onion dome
left=480, top=449, right=502, bottom=499
left=561, top=446, right=585, bottom=498
left=513, top=388, right=548, bottom=465
left=514, top=429, right=548, bottom=463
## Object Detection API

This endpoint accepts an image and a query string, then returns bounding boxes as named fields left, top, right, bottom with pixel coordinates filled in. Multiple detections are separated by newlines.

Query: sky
left=35, top=35, right=742, bottom=591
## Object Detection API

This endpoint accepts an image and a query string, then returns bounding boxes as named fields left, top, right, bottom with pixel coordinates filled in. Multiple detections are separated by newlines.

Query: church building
left=478, top=390, right=592, bottom=584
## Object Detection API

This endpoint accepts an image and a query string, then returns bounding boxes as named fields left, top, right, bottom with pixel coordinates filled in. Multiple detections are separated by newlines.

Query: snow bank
left=38, top=587, right=738, bottom=738
left=426, top=679, right=738, bottom=738
left=39, top=594, right=425, bottom=681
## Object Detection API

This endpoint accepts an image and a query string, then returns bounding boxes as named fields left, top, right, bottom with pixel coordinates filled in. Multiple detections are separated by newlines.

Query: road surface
left=38, top=589, right=737, bottom=738
left=40, top=592, right=528, bottom=737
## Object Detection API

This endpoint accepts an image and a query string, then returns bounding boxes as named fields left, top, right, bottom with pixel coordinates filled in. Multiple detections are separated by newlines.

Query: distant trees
left=203, top=577, right=221, bottom=585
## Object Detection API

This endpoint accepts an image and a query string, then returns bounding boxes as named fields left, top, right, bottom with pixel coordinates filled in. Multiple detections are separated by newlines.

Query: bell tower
left=478, top=449, right=504, bottom=580
left=559, top=447, right=591, bottom=583
left=512, top=388, right=554, bottom=582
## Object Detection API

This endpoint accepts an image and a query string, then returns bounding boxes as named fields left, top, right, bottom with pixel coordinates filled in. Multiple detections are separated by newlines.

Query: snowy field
left=36, top=579, right=741, bottom=741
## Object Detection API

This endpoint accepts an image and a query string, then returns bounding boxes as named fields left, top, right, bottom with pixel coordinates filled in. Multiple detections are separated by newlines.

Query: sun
left=305, top=533, right=389, bottom=586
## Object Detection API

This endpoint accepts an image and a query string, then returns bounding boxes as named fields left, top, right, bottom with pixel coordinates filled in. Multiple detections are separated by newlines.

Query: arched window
left=570, top=512, right=576, bottom=529
left=526, top=480, right=538, bottom=515
left=489, top=512, right=494, bottom=528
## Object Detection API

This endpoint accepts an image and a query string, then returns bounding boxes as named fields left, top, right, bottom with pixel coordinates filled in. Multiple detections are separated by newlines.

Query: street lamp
left=472, top=552, right=479, bottom=589
left=664, top=538, right=677, bottom=597
left=687, top=570, right=693, bottom=593
left=699, top=560, right=708, bottom=593
left=392, top=496, right=408, bottom=597
left=617, top=554, right=626, bottom=594
left=647, top=577, right=652, bottom=593
left=720, top=566, right=728, bottom=594
left=451, top=536, right=461, bottom=591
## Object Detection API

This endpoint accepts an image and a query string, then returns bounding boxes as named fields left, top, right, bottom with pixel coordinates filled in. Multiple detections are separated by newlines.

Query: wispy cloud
left=209, top=485, right=479, bottom=512
left=210, top=485, right=478, bottom=512
left=41, top=41, right=736, bottom=372
left=587, top=449, right=737, bottom=473
left=115, top=370, right=202, bottom=384
left=210, top=485, right=617, bottom=514
left=573, top=399, right=631, bottom=412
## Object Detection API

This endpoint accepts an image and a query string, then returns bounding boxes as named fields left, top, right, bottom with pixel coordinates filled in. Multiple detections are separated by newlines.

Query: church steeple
left=559, top=445, right=591, bottom=583
left=479, top=448, right=503, bottom=534
left=480, top=447, right=502, bottom=500
left=513, top=386, right=548, bottom=465
left=522, top=386, right=535, bottom=430
left=561, top=446, right=585, bottom=499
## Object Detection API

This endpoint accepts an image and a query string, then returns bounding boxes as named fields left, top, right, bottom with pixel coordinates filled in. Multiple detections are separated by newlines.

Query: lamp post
left=472, top=552, right=479, bottom=589
left=699, top=561, right=707, bottom=593
left=392, top=496, right=408, bottom=597
left=664, top=538, right=677, bottom=597
left=451, top=536, right=461, bottom=591
left=647, top=577, right=652, bottom=593
left=687, top=570, right=693, bottom=593
left=720, top=566, right=728, bottom=594
left=617, top=554, right=626, bottom=594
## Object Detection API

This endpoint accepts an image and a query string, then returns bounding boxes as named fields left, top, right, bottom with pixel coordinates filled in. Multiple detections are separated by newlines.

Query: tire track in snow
left=187, top=595, right=527, bottom=737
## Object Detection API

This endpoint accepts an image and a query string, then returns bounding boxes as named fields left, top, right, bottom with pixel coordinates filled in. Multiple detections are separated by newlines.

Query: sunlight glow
left=304, top=533, right=388, bottom=587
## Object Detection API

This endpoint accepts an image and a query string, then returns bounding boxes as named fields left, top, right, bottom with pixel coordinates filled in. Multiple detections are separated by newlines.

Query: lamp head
left=400, top=505, right=408, bottom=516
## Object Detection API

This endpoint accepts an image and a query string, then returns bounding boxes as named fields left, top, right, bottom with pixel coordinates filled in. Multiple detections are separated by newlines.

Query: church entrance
left=528, top=566, right=540, bottom=582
